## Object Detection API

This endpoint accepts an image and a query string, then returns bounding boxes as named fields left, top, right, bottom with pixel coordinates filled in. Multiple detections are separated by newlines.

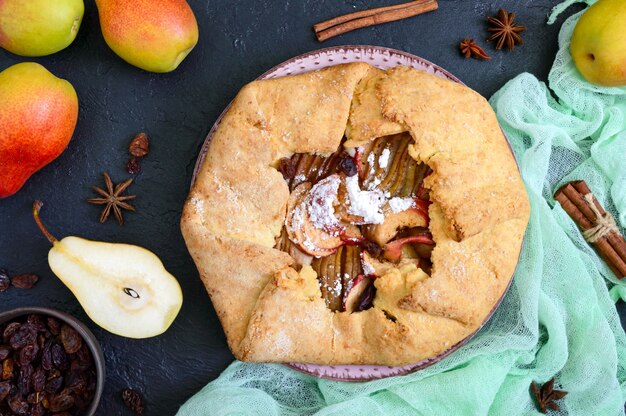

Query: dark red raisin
left=32, top=368, right=46, bottom=392
left=49, top=390, right=75, bottom=412
left=127, top=157, right=142, bottom=174
left=51, top=344, right=69, bottom=370
left=60, top=325, right=82, bottom=355
left=3, top=322, right=21, bottom=343
left=0, top=269, right=9, bottom=292
left=7, top=394, right=29, bottom=414
left=47, top=318, right=61, bottom=336
left=361, top=240, right=383, bottom=258
left=356, top=282, right=376, bottom=312
left=338, top=153, right=358, bottom=177
left=10, top=273, right=39, bottom=289
left=45, top=376, right=63, bottom=394
left=10, top=325, right=36, bottom=350
left=18, top=343, right=38, bottom=366
left=18, top=363, right=33, bottom=394
left=122, top=388, right=145, bottom=415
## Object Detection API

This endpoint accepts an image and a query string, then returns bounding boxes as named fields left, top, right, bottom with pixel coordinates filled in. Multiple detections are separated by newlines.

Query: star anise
left=487, top=8, right=525, bottom=50
left=459, top=38, right=491, bottom=60
left=87, top=172, right=136, bottom=225
left=530, top=377, right=568, bottom=413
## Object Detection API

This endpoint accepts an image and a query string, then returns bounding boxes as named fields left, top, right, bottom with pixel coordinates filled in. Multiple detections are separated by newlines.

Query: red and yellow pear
left=0, top=62, right=78, bottom=198
left=95, top=0, right=199, bottom=73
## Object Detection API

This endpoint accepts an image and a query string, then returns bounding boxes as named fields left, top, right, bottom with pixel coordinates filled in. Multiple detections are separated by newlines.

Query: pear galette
left=181, top=63, right=530, bottom=366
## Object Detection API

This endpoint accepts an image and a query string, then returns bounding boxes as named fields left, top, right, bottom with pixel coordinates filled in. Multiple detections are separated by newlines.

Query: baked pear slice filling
left=276, top=134, right=435, bottom=312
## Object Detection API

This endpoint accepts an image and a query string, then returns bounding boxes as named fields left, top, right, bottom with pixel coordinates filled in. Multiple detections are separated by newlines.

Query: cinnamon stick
left=313, top=0, right=438, bottom=42
left=554, top=181, right=626, bottom=278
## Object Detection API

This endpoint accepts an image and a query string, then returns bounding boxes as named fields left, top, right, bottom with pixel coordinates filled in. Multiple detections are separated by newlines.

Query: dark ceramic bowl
left=0, top=307, right=105, bottom=415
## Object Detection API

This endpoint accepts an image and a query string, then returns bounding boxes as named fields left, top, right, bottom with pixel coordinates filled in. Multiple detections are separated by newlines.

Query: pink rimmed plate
left=191, top=46, right=514, bottom=382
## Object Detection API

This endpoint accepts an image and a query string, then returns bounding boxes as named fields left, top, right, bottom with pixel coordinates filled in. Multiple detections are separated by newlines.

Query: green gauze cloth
left=178, top=1, right=626, bottom=414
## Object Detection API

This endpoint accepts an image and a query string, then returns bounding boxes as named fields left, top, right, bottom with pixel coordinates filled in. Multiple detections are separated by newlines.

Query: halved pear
left=33, top=201, right=182, bottom=339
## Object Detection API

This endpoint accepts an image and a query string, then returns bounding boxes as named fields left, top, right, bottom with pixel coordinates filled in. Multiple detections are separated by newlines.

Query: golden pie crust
left=180, top=63, right=530, bottom=366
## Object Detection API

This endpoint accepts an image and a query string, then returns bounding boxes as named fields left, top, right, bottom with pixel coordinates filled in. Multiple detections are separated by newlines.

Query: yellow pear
left=0, top=0, right=84, bottom=56
left=570, top=0, right=626, bottom=86
left=33, top=201, right=183, bottom=339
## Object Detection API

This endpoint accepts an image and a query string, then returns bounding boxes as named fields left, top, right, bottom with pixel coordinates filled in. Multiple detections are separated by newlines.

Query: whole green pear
left=0, top=0, right=84, bottom=56
left=570, top=0, right=626, bottom=86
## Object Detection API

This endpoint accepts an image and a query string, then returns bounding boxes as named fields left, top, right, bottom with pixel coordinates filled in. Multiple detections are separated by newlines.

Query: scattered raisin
left=0, top=269, right=9, bottom=292
left=11, top=273, right=39, bottom=289
left=18, top=343, right=39, bottom=366
left=338, top=153, right=358, bottom=177
left=278, top=157, right=296, bottom=181
left=60, top=325, right=82, bottom=355
left=361, top=240, right=383, bottom=259
left=129, top=132, right=150, bottom=157
left=45, top=375, right=64, bottom=394
left=3, top=322, right=21, bottom=343
left=356, top=282, right=376, bottom=311
left=127, top=157, right=142, bottom=174
left=122, top=388, right=145, bottom=415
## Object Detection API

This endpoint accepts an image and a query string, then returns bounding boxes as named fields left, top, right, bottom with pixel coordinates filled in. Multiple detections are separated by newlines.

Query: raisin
left=0, top=380, right=10, bottom=401
left=32, top=368, right=46, bottom=393
left=18, top=344, right=38, bottom=366
left=10, top=273, right=39, bottom=289
left=51, top=344, right=69, bottom=371
left=126, top=157, right=142, bottom=174
left=60, top=325, right=82, bottom=354
left=338, top=153, right=358, bottom=177
left=47, top=318, right=62, bottom=336
left=122, top=388, right=145, bottom=415
left=2, top=357, right=14, bottom=380
left=49, top=390, right=75, bottom=412
left=31, top=401, right=45, bottom=416
left=0, top=268, right=9, bottom=292
left=45, top=376, right=63, bottom=394
left=7, top=394, right=29, bottom=414
left=129, top=132, right=149, bottom=158
left=356, top=282, right=376, bottom=311
left=361, top=240, right=383, bottom=259
left=10, top=325, right=36, bottom=350
left=3, top=322, right=20, bottom=344
left=41, top=341, right=54, bottom=371
left=0, top=345, right=10, bottom=361
left=27, top=315, right=47, bottom=333
left=18, top=364, right=33, bottom=395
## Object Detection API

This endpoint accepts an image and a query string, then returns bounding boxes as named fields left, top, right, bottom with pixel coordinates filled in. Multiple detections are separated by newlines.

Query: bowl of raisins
left=0, top=307, right=105, bottom=415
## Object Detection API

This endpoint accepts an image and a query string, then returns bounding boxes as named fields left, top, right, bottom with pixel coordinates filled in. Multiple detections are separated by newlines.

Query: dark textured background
left=2, top=0, right=622, bottom=415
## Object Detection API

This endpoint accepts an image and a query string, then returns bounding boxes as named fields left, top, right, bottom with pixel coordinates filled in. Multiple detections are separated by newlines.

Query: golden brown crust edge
left=181, top=62, right=530, bottom=366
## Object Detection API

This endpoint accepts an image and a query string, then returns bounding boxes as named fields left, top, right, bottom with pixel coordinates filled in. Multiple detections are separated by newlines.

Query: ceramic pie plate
left=191, top=45, right=517, bottom=382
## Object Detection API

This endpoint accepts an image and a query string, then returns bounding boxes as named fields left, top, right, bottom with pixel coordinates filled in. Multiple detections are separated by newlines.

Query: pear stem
left=32, top=200, right=58, bottom=245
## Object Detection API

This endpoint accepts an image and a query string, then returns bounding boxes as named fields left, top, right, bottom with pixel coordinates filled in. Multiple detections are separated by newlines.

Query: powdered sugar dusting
left=345, top=175, right=386, bottom=224
left=389, top=197, right=415, bottom=213
left=379, top=148, right=390, bottom=169
left=307, top=175, right=341, bottom=233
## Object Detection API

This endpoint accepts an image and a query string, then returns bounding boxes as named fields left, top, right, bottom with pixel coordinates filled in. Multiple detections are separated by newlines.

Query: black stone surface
left=1, top=0, right=621, bottom=415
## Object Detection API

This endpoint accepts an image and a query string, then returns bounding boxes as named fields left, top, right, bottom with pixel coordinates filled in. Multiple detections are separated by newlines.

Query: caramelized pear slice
left=383, top=234, right=435, bottom=263
left=285, top=182, right=342, bottom=257
left=312, top=246, right=343, bottom=311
